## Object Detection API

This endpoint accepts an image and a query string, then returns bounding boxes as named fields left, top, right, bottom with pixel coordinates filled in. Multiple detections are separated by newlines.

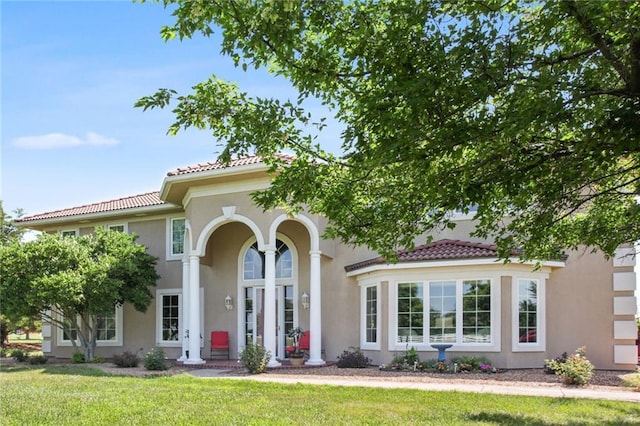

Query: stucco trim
left=347, top=258, right=563, bottom=277
left=194, top=209, right=265, bottom=255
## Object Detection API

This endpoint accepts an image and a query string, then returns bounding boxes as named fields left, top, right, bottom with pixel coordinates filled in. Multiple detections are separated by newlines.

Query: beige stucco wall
left=35, top=167, right=636, bottom=371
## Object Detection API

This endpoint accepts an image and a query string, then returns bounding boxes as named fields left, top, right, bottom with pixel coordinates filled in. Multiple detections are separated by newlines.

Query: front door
left=244, top=285, right=294, bottom=359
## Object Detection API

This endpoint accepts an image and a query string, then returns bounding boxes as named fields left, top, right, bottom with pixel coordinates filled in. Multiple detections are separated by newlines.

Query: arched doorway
left=238, top=235, right=298, bottom=359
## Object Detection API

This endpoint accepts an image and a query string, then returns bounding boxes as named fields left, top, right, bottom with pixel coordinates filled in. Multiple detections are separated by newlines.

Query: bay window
left=392, top=277, right=498, bottom=350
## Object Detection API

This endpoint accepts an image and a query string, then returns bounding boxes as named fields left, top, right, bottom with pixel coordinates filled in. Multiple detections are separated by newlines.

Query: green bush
left=545, top=346, right=594, bottom=386
left=28, top=355, right=48, bottom=365
left=336, top=347, right=370, bottom=368
left=113, top=351, right=140, bottom=368
left=451, top=356, right=493, bottom=372
left=390, top=346, right=420, bottom=368
left=143, top=347, right=169, bottom=371
left=239, top=341, right=270, bottom=374
left=0, top=347, right=8, bottom=357
left=11, top=349, right=28, bottom=362
left=71, top=351, right=86, bottom=364
left=544, top=352, right=568, bottom=374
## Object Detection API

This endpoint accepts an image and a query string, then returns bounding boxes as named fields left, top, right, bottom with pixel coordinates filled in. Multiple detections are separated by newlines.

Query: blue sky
left=1, top=1, right=340, bottom=217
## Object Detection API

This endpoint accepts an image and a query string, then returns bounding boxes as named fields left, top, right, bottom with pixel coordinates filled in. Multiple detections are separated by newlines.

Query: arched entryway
left=238, top=235, right=299, bottom=360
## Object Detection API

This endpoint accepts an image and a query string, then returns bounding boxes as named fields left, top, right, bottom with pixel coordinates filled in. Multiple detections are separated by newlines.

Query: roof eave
left=160, top=162, right=272, bottom=205
left=345, top=258, right=566, bottom=277
left=16, top=203, right=180, bottom=230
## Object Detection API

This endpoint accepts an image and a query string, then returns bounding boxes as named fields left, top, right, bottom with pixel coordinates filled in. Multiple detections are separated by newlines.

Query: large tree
left=137, top=0, right=640, bottom=260
left=0, top=202, right=27, bottom=346
left=0, top=228, right=159, bottom=359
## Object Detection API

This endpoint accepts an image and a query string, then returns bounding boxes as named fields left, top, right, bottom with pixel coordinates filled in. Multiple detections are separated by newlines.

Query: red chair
left=285, top=331, right=310, bottom=356
left=210, top=331, right=230, bottom=360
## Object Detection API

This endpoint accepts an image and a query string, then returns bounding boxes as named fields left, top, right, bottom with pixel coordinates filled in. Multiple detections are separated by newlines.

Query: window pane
left=275, top=240, right=292, bottom=278
left=396, top=283, right=424, bottom=343
left=161, top=294, right=180, bottom=341
left=96, top=308, right=117, bottom=341
left=171, top=219, right=185, bottom=255
left=461, top=279, right=491, bottom=343
left=429, top=281, right=456, bottom=343
left=243, top=244, right=264, bottom=280
left=365, top=286, right=377, bottom=344
left=518, top=279, right=538, bottom=343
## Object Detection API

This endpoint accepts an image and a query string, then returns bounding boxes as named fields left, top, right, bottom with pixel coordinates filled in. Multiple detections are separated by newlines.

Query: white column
left=185, top=255, right=204, bottom=364
left=178, top=256, right=190, bottom=362
left=306, top=250, right=325, bottom=365
left=264, top=246, right=281, bottom=367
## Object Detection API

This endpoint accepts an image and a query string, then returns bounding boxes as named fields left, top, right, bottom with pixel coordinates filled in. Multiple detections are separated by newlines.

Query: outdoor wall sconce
left=301, top=291, right=310, bottom=310
left=225, top=294, right=233, bottom=311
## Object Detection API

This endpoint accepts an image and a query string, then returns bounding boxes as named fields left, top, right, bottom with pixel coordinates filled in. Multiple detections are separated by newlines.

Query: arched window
left=243, top=239, right=292, bottom=280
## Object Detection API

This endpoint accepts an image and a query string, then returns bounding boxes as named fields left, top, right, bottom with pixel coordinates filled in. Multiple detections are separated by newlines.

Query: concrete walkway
left=188, top=369, right=640, bottom=403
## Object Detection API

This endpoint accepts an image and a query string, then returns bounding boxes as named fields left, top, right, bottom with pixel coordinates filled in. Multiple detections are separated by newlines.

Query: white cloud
left=12, top=132, right=119, bottom=149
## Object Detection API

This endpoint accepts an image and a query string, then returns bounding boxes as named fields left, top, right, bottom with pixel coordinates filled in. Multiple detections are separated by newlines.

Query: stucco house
left=17, top=155, right=638, bottom=370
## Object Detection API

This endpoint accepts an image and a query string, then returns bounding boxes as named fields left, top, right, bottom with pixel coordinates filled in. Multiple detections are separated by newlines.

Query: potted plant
left=286, top=327, right=305, bottom=366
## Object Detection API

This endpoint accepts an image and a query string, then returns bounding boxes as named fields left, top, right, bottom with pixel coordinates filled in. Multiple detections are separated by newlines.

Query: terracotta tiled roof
left=167, top=153, right=295, bottom=176
left=18, top=192, right=167, bottom=223
left=345, top=239, right=506, bottom=272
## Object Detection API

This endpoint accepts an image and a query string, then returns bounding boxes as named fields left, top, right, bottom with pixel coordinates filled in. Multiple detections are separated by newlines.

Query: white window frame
left=166, top=217, right=186, bottom=261
left=105, top=223, right=128, bottom=233
left=57, top=305, right=123, bottom=347
left=60, top=229, right=78, bottom=237
left=95, top=306, right=124, bottom=346
left=388, top=272, right=501, bottom=352
left=360, top=281, right=381, bottom=350
left=156, top=289, right=182, bottom=347
left=512, top=277, right=546, bottom=352
left=155, top=288, right=204, bottom=347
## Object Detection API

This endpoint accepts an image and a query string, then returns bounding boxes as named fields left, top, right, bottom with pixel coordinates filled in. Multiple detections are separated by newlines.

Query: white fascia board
left=17, top=204, right=179, bottom=230
left=183, top=177, right=272, bottom=207
left=346, top=258, right=564, bottom=277
left=159, top=163, right=270, bottom=201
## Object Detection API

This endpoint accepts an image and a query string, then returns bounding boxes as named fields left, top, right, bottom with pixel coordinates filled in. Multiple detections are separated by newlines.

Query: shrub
left=336, top=347, right=370, bottom=368
left=0, top=347, right=8, bottom=357
left=239, top=341, right=270, bottom=374
left=113, top=351, right=140, bottom=368
left=545, top=347, right=594, bottom=386
left=544, top=352, right=568, bottom=374
left=143, top=347, right=169, bottom=371
left=28, top=355, right=48, bottom=365
left=71, top=351, right=86, bottom=364
left=88, top=356, right=105, bottom=363
left=390, top=346, right=420, bottom=369
left=11, top=349, right=28, bottom=362
left=452, top=356, right=493, bottom=372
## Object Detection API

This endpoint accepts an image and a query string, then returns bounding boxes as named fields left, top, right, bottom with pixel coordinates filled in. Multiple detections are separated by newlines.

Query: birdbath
left=431, top=343, right=453, bottom=362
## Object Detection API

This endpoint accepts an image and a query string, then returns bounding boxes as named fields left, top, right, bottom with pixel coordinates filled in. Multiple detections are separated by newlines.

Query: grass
left=1, top=365, right=639, bottom=425
left=7, top=332, right=43, bottom=344
left=621, top=371, right=640, bottom=390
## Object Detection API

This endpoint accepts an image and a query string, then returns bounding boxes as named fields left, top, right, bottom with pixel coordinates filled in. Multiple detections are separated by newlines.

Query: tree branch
left=564, top=1, right=631, bottom=86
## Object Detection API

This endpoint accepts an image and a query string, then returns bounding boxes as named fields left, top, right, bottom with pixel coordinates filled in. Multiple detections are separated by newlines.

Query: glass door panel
left=245, top=285, right=294, bottom=359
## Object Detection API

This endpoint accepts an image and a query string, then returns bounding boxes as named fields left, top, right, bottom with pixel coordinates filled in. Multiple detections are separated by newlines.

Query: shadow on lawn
left=0, top=363, right=113, bottom=377
left=469, top=412, right=638, bottom=426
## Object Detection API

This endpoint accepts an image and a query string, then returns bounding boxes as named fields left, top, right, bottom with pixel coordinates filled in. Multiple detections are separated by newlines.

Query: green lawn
left=7, top=332, right=43, bottom=345
left=1, top=365, right=638, bottom=425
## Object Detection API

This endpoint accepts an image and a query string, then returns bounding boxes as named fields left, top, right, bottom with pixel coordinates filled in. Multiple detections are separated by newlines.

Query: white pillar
left=178, top=256, right=190, bottom=362
left=264, top=246, right=281, bottom=367
left=185, top=255, right=204, bottom=364
left=306, top=250, right=325, bottom=365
